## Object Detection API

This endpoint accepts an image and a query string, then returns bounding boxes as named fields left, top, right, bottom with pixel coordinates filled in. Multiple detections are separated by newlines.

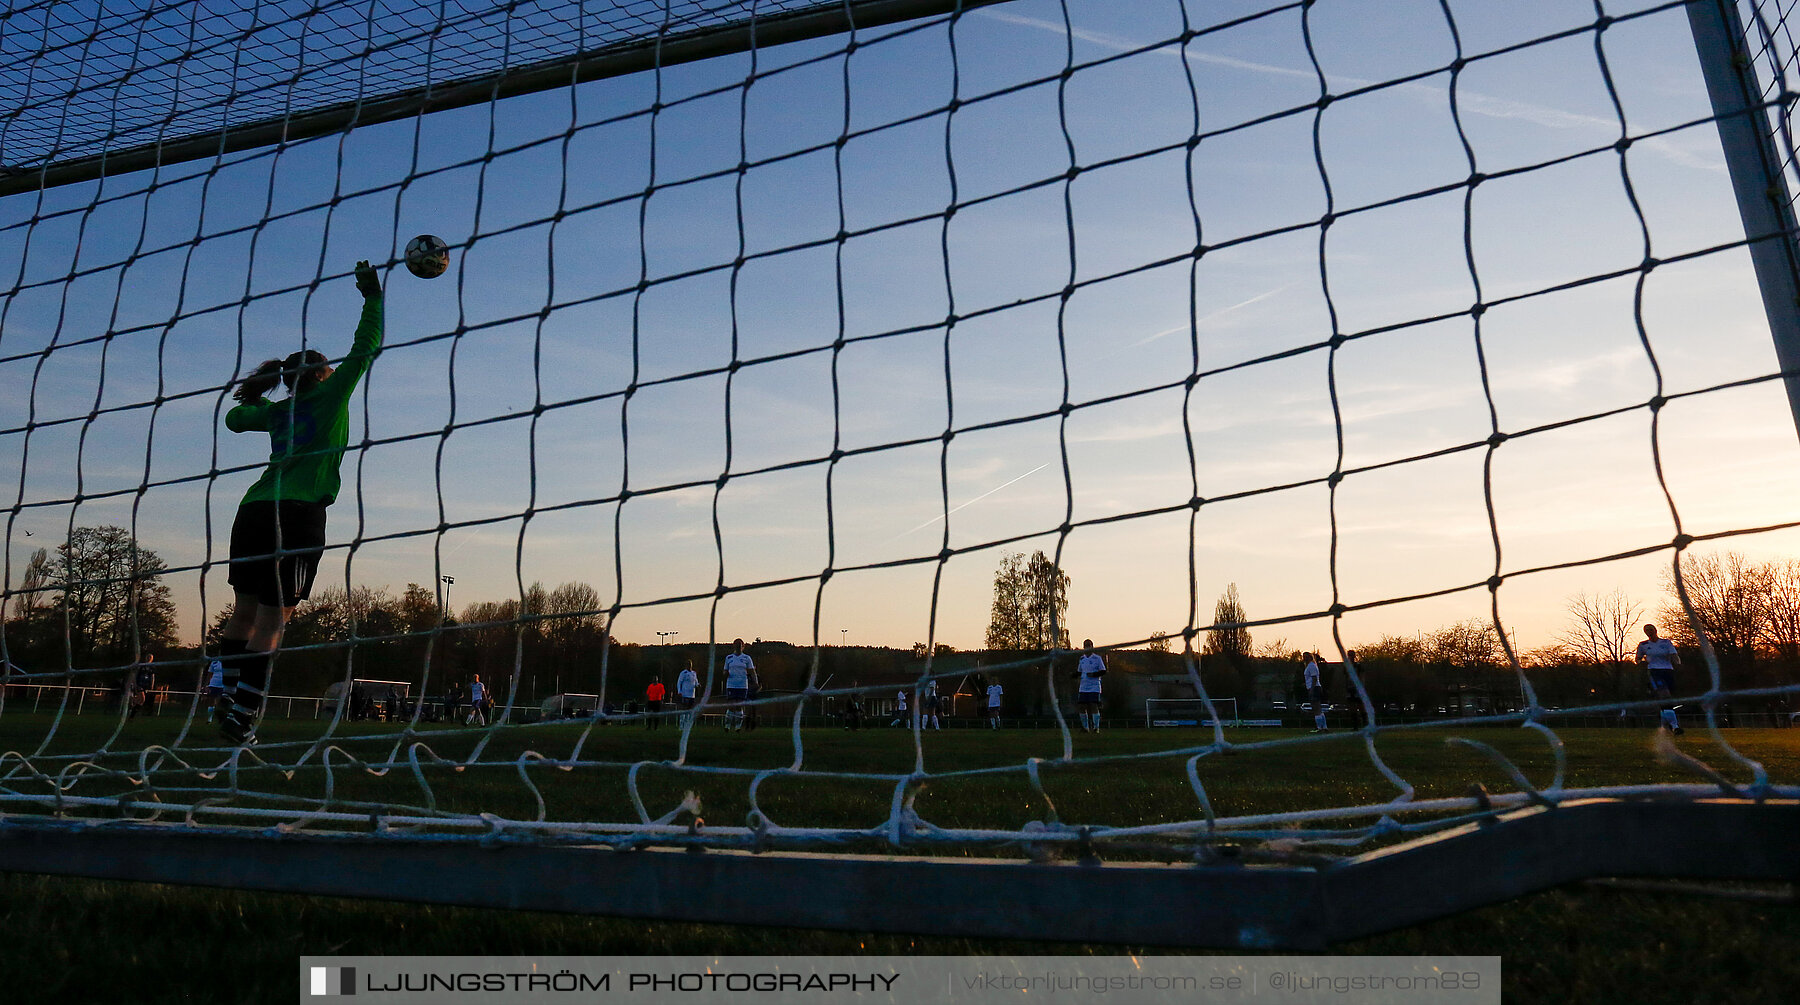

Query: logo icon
left=309, top=966, right=356, bottom=996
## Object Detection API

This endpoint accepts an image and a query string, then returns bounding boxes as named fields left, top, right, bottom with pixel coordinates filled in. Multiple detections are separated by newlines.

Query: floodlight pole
left=1688, top=0, right=1800, bottom=443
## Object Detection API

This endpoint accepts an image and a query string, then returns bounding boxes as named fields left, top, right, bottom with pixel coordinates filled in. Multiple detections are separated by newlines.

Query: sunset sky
left=5, top=0, right=1800, bottom=661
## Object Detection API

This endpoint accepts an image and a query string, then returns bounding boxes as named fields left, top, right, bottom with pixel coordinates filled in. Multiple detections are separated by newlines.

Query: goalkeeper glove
left=355, top=259, right=382, bottom=299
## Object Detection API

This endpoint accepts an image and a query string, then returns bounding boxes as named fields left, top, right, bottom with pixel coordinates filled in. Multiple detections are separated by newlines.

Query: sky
left=5, top=0, right=1800, bottom=660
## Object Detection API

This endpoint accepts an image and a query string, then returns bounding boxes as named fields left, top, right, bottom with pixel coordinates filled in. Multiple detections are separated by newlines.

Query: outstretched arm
left=323, top=260, right=385, bottom=395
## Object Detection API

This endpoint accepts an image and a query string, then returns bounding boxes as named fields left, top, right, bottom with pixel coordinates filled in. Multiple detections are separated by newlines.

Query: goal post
left=1686, top=0, right=1800, bottom=442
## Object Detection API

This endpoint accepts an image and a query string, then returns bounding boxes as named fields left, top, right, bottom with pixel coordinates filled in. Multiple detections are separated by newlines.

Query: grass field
left=1, top=715, right=1797, bottom=1003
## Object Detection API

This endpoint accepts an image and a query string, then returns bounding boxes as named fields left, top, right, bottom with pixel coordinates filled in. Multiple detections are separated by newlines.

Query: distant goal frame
left=1144, top=697, right=1242, bottom=728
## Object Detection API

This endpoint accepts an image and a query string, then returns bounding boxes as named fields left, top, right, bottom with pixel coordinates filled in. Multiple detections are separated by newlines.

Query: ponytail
left=233, top=359, right=285, bottom=403
left=233, top=350, right=330, bottom=403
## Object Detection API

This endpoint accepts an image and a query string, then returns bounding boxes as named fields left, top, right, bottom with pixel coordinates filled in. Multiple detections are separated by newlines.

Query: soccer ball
left=404, top=234, right=450, bottom=279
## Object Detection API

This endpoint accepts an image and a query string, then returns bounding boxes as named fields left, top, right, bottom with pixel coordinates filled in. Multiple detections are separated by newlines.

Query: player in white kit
left=1635, top=624, right=1683, bottom=735
left=723, top=639, right=755, bottom=731
left=1304, top=653, right=1326, bottom=733
left=1073, top=640, right=1106, bottom=733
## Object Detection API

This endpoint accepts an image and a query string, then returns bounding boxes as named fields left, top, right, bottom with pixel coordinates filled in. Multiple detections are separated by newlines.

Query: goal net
left=3, top=0, right=1799, bottom=947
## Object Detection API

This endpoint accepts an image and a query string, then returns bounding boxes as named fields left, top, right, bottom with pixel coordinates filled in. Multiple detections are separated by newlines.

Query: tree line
left=978, top=549, right=1800, bottom=715
left=2, top=527, right=181, bottom=669
left=6, top=529, right=1797, bottom=716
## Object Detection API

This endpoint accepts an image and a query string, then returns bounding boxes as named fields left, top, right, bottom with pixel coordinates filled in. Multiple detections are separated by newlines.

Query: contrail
left=978, top=9, right=1720, bottom=173
left=1129, top=283, right=1298, bottom=349
left=895, top=463, right=1050, bottom=539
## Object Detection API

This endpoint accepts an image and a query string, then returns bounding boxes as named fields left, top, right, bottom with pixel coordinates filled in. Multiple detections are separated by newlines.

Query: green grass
left=1, top=716, right=1797, bottom=1003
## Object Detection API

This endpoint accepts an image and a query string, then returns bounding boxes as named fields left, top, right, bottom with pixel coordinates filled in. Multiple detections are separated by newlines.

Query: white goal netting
left=3, top=0, right=1800, bottom=872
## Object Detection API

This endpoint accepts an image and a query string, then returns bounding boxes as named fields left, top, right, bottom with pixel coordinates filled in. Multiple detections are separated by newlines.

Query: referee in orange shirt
left=645, top=676, right=666, bottom=730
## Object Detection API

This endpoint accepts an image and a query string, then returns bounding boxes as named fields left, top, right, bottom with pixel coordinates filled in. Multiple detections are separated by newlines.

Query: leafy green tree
left=26, top=526, right=180, bottom=667
left=1203, top=583, right=1251, bottom=660
left=984, top=550, right=1070, bottom=651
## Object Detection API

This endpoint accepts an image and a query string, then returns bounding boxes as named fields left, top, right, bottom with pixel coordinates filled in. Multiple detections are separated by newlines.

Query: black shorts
left=228, top=500, right=328, bottom=608
left=1076, top=692, right=1101, bottom=706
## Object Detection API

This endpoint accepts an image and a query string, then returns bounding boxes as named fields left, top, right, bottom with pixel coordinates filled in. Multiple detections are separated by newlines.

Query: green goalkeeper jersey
left=226, top=297, right=384, bottom=506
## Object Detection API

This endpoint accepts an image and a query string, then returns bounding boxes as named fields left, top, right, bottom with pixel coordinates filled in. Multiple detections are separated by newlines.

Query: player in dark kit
left=215, top=261, right=383, bottom=745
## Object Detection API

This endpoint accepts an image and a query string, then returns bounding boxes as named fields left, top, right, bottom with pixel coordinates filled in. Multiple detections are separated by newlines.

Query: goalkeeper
left=215, top=261, right=383, bottom=745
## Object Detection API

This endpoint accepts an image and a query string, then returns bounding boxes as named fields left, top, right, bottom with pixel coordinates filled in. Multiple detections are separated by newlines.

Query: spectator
left=844, top=686, right=864, bottom=731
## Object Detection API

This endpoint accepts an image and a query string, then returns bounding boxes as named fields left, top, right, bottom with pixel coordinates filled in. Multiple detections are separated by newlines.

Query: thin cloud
left=980, top=8, right=1723, bottom=173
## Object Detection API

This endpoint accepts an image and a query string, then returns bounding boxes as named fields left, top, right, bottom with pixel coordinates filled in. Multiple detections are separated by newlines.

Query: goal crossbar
left=0, top=0, right=1012, bottom=199
left=1, top=798, right=1791, bottom=950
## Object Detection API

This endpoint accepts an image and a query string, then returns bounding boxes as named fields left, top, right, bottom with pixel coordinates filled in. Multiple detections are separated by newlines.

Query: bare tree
left=1, top=548, right=57, bottom=665
left=1427, top=619, right=1500, bottom=668
left=1760, top=559, right=1800, bottom=662
left=1145, top=630, right=1171, bottom=653
left=1659, top=551, right=1769, bottom=674
left=1559, top=590, right=1643, bottom=666
left=1523, top=643, right=1573, bottom=669
left=1559, top=589, right=1642, bottom=699
left=1357, top=633, right=1428, bottom=664
left=9, top=547, right=54, bottom=616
